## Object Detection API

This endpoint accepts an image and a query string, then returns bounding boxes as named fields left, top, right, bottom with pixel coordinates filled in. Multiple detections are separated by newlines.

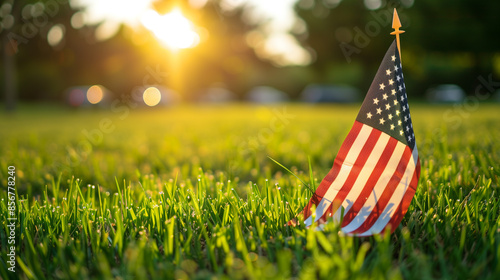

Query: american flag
left=293, top=41, right=421, bottom=236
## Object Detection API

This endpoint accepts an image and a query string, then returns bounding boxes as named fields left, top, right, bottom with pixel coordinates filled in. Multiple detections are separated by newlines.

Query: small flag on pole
left=291, top=10, right=420, bottom=236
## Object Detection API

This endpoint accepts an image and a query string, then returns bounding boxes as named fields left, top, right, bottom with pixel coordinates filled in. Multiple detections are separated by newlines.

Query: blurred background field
left=2, top=0, right=500, bottom=108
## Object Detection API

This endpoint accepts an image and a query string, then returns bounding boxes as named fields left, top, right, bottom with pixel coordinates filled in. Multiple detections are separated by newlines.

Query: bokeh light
left=363, top=0, right=382, bottom=10
left=87, top=85, right=104, bottom=104
left=47, top=24, right=65, bottom=47
left=71, top=12, right=85, bottom=29
left=2, top=14, right=14, bottom=29
left=143, top=87, right=162, bottom=106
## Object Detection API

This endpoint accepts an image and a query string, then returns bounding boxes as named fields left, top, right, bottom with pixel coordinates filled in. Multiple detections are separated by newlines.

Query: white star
left=406, top=125, right=410, bottom=132
left=382, top=94, right=388, bottom=100
left=391, top=89, right=396, bottom=95
left=404, top=116, right=408, bottom=122
left=389, top=79, right=394, bottom=85
left=408, top=135, right=412, bottom=141
left=385, top=104, right=391, bottom=110
left=394, top=65, right=399, bottom=71
left=400, top=95, right=405, bottom=102
left=390, top=124, right=395, bottom=130
left=398, top=85, right=403, bottom=91
left=367, top=112, right=372, bottom=119
left=373, top=98, right=379, bottom=105
left=396, top=75, right=401, bottom=82
left=379, top=118, right=385, bottom=124
left=391, top=55, right=396, bottom=61
left=402, top=106, right=406, bottom=112
left=376, top=108, right=382, bottom=114
left=388, top=114, right=393, bottom=120
left=379, top=83, right=386, bottom=90
left=386, top=69, right=391, bottom=75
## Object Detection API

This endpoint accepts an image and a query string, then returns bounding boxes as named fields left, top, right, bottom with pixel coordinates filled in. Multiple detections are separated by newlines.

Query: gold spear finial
left=390, top=8, right=404, bottom=61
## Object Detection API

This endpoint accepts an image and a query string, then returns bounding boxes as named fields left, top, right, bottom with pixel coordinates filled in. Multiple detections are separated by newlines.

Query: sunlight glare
left=71, top=0, right=153, bottom=27
left=71, top=0, right=154, bottom=40
left=141, top=9, right=200, bottom=50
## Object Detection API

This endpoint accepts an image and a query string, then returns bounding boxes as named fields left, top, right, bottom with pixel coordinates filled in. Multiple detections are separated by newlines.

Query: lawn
left=1, top=103, right=499, bottom=279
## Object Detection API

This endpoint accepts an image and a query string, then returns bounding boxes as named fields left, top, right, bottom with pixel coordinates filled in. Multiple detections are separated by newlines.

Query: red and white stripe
left=297, top=121, right=420, bottom=236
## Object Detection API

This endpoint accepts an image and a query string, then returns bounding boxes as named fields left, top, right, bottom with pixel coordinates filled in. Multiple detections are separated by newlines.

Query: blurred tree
left=293, top=0, right=390, bottom=89
left=405, top=0, right=500, bottom=92
left=293, top=0, right=500, bottom=95
left=0, top=0, right=78, bottom=109
left=3, top=0, right=500, bottom=105
left=1, top=0, right=20, bottom=111
left=407, top=0, right=500, bottom=53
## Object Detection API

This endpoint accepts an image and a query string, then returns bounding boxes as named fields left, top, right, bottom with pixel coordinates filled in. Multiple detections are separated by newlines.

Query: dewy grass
left=0, top=104, right=499, bottom=279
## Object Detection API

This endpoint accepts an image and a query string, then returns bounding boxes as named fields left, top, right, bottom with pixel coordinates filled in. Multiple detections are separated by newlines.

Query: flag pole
left=390, top=8, right=404, bottom=61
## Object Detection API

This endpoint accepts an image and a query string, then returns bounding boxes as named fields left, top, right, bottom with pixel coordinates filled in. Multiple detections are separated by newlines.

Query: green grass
left=0, top=103, right=499, bottom=279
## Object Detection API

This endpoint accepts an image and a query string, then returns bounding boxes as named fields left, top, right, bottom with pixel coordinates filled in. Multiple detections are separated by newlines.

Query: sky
left=223, top=0, right=311, bottom=65
left=69, top=0, right=310, bottom=66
